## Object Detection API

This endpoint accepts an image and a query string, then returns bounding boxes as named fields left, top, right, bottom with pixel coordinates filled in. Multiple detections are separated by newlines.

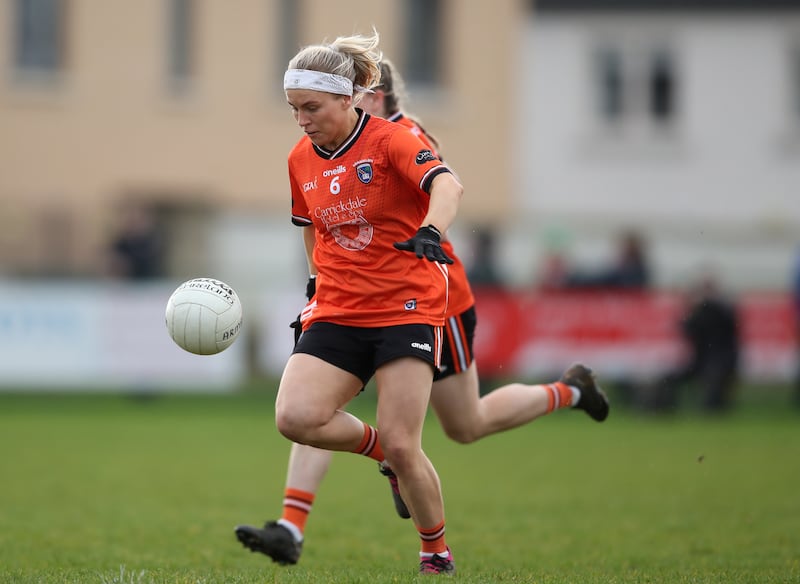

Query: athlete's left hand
left=394, top=225, right=454, bottom=264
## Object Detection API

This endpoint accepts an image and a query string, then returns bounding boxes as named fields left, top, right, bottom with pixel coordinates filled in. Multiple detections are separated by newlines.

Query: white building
left=497, top=0, right=800, bottom=292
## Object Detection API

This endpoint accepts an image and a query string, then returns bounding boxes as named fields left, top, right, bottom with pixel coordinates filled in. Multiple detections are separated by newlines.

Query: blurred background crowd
left=1, top=0, right=799, bottom=412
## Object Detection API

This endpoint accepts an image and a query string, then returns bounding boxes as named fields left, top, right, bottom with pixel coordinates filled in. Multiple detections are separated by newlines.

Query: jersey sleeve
left=387, top=128, right=452, bottom=195
left=289, top=156, right=313, bottom=226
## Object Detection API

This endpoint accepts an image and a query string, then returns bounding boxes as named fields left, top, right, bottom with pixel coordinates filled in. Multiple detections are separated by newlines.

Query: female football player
left=239, top=30, right=461, bottom=575
left=235, top=54, right=609, bottom=575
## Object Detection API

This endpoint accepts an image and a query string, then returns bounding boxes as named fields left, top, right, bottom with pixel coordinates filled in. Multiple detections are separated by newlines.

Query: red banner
left=471, top=289, right=797, bottom=382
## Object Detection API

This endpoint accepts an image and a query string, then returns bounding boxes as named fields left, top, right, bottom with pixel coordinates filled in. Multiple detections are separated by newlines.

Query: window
left=167, top=0, right=195, bottom=92
left=592, top=40, right=679, bottom=131
left=404, top=0, right=442, bottom=87
left=278, top=0, right=300, bottom=74
left=13, top=0, right=65, bottom=74
left=792, top=44, right=800, bottom=122
left=649, top=50, right=676, bottom=123
left=596, top=47, right=624, bottom=121
left=270, top=0, right=301, bottom=97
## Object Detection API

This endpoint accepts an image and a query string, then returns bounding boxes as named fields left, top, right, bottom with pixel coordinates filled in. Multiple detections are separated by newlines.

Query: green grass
left=0, top=384, right=799, bottom=583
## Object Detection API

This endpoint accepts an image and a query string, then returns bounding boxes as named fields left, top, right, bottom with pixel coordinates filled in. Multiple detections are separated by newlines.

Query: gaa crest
left=356, top=161, right=373, bottom=184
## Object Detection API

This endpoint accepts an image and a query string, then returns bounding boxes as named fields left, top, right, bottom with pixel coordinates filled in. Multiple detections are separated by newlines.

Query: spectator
left=107, top=205, right=164, bottom=280
left=651, top=272, right=740, bottom=413
left=536, top=248, right=570, bottom=291
left=466, top=226, right=503, bottom=287
left=567, top=229, right=650, bottom=289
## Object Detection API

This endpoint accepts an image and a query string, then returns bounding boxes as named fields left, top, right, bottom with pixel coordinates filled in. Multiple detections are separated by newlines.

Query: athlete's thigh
left=375, top=356, right=434, bottom=445
left=277, top=352, right=363, bottom=417
left=430, top=361, right=482, bottom=432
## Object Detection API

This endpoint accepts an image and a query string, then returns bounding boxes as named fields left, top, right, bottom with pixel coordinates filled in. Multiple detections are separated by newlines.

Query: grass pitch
left=0, top=384, right=798, bottom=583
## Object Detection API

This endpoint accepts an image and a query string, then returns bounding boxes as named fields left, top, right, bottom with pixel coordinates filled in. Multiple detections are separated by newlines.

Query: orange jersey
left=389, top=112, right=475, bottom=318
left=290, top=111, right=453, bottom=328
left=389, top=112, right=436, bottom=153
left=440, top=240, right=474, bottom=317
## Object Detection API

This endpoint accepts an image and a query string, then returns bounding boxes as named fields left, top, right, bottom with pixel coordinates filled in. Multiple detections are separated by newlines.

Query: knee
left=441, top=424, right=479, bottom=445
left=437, top=413, right=481, bottom=443
left=275, top=403, right=326, bottom=444
left=274, top=407, right=306, bottom=443
left=381, top=441, right=421, bottom=474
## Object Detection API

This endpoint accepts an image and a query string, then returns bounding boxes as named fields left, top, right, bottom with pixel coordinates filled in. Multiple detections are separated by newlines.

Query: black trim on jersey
left=387, top=111, right=403, bottom=123
left=292, top=215, right=312, bottom=226
left=312, top=109, right=370, bottom=160
left=420, top=166, right=452, bottom=193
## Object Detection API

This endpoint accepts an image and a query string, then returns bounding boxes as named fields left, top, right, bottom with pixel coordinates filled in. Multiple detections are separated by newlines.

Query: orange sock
left=352, top=422, right=385, bottom=462
left=545, top=381, right=574, bottom=412
left=418, top=520, right=448, bottom=555
left=281, top=488, right=315, bottom=534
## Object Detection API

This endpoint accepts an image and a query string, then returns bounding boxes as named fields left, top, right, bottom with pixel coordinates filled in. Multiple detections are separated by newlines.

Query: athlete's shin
left=286, top=443, right=334, bottom=493
left=389, top=449, right=444, bottom=530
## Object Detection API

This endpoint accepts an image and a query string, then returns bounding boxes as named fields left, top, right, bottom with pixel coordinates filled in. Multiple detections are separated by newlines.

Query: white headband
left=283, top=69, right=374, bottom=96
left=284, top=69, right=352, bottom=95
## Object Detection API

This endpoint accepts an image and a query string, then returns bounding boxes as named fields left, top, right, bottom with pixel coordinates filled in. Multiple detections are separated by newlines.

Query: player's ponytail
left=376, top=59, right=405, bottom=116
left=330, top=30, right=382, bottom=100
left=378, top=59, right=441, bottom=152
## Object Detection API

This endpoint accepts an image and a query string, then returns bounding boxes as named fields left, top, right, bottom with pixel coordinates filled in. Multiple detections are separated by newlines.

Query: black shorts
left=294, top=322, right=441, bottom=386
left=435, top=306, right=477, bottom=382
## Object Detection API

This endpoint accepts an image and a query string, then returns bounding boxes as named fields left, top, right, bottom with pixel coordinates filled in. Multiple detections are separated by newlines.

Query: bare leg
left=375, top=357, right=443, bottom=529
left=285, top=442, right=333, bottom=493
left=237, top=354, right=380, bottom=566
left=233, top=443, right=334, bottom=565
left=275, top=353, right=366, bottom=450
left=431, top=362, right=552, bottom=444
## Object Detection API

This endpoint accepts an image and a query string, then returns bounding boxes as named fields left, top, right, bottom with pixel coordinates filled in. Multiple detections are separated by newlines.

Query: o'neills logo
left=323, top=164, right=347, bottom=177
left=411, top=342, right=432, bottom=352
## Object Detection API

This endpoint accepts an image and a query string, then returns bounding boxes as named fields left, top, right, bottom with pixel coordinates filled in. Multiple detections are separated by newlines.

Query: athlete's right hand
left=304, top=275, right=316, bottom=301
left=394, top=225, right=454, bottom=264
left=289, top=276, right=316, bottom=345
left=289, top=313, right=303, bottom=345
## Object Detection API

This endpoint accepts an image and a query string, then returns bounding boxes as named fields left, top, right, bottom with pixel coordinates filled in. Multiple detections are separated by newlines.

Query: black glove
left=305, top=275, right=316, bottom=301
left=289, top=276, right=317, bottom=345
left=393, top=225, right=454, bottom=264
left=289, top=313, right=303, bottom=345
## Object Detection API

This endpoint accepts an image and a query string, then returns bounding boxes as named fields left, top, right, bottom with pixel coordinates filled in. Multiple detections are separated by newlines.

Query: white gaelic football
left=165, top=277, right=243, bottom=355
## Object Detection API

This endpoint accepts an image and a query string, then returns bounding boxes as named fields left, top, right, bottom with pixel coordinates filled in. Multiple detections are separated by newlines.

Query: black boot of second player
left=378, top=462, right=411, bottom=519
left=562, top=364, right=610, bottom=422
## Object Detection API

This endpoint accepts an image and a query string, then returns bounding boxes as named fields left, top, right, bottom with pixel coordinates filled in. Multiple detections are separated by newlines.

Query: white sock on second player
left=569, top=385, right=581, bottom=406
left=420, top=550, right=451, bottom=559
left=277, top=518, right=303, bottom=542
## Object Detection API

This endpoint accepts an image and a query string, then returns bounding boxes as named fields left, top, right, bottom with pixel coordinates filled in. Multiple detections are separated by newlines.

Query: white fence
left=0, top=281, right=795, bottom=391
left=0, top=282, right=248, bottom=391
